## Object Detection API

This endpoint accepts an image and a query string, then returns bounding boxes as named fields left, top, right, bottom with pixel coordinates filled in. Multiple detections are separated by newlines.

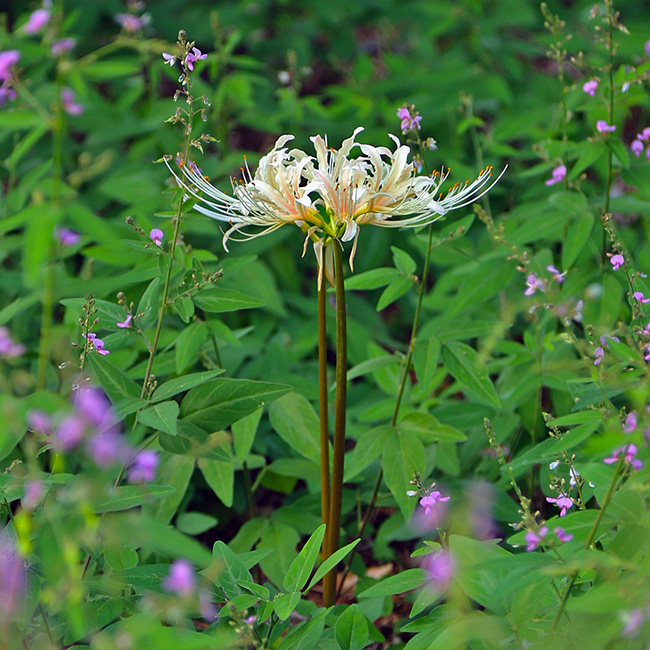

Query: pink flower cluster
left=546, top=492, right=573, bottom=517
left=115, top=11, right=151, bottom=33
left=596, top=120, right=616, bottom=134
left=631, top=128, right=650, bottom=162
left=525, top=526, right=573, bottom=552
left=593, top=334, right=620, bottom=366
left=27, top=387, right=160, bottom=481
left=524, top=265, right=564, bottom=297
left=0, top=326, right=25, bottom=358
left=604, top=443, right=643, bottom=471
left=61, top=88, right=84, bottom=116
left=83, top=332, right=109, bottom=356
left=162, top=559, right=217, bottom=620
left=162, top=47, right=207, bottom=71
left=582, top=79, right=598, bottom=96
left=545, top=164, right=566, bottom=186
left=0, top=50, right=20, bottom=106
left=21, top=7, right=51, bottom=35
left=397, top=105, right=422, bottom=133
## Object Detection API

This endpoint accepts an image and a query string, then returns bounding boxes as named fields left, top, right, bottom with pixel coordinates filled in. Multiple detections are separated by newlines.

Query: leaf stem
left=323, top=241, right=347, bottom=606
left=318, top=276, right=331, bottom=552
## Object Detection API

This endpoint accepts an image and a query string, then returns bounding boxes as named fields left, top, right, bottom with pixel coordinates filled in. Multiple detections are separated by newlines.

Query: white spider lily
left=165, top=128, right=506, bottom=255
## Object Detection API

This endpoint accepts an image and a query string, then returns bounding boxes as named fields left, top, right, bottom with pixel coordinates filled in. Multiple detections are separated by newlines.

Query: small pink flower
left=604, top=444, right=643, bottom=471
left=127, top=450, right=159, bottom=483
left=163, top=559, right=196, bottom=597
left=623, top=411, right=638, bottom=433
left=639, top=127, right=650, bottom=142
left=22, top=479, right=44, bottom=510
left=21, top=8, right=51, bottom=34
left=582, top=80, right=598, bottom=96
left=27, top=410, right=52, bottom=434
left=547, top=265, right=565, bottom=283
left=150, top=228, right=164, bottom=246
left=84, top=333, right=109, bottom=355
left=554, top=527, right=573, bottom=543
left=597, top=120, right=616, bottom=134
left=115, top=13, right=142, bottom=32
left=610, top=254, right=624, bottom=270
left=546, top=493, right=573, bottom=517
left=419, top=490, right=450, bottom=515
left=51, top=38, right=76, bottom=56
left=424, top=550, right=455, bottom=591
left=622, top=609, right=644, bottom=638
left=397, top=105, right=422, bottom=133
left=0, top=327, right=25, bottom=358
left=631, top=140, right=644, bottom=156
left=0, top=50, right=20, bottom=82
left=545, top=164, right=566, bottom=186
left=162, top=52, right=176, bottom=67
left=117, top=314, right=132, bottom=329
left=525, top=526, right=548, bottom=551
left=593, top=346, right=605, bottom=366
left=525, top=274, right=546, bottom=296
left=634, top=292, right=650, bottom=304
left=55, top=228, right=80, bottom=246
left=61, top=88, right=84, bottom=116
left=646, top=40, right=650, bottom=57
left=185, top=47, right=207, bottom=71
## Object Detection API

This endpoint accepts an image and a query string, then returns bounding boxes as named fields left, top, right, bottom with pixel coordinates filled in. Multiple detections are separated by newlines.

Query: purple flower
left=582, top=80, right=598, bottom=96
left=55, top=228, right=80, bottom=246
left=593, top=346, right=605, bottom=366
left=162, top=52, right=176, bottom=67
left=639, top=127, right=650, bottom=142
left=21, top=8, right=51, bottom=34
left=117, top=314, right=132, bottom=329
left=424, top=551, right=454, bottom=591
left=185, top=47, right=207, bottom=71
left=554, top=527, right=573, bottom=543
left=93, top=337, right=109, bottom=355
left=0, top=82, right=17, bottom=106
left=525, top=526, right=548, bottom=551
left=22, top=479, right=44, bottom=510
left=199, top=590, right=218, bottom=621
left=86, top=430, right=128, bottom=468
left=631, top=140, right=644, bottom=157
left=646, top=40, right=650, bottom=57
left=0, top=326, right=25, bottom=358
left=524, top=274, right=545, bottom=296
left=0, top=50, right=20, bottom=82
left=623, top=411, right=638, bottom=433
left=127, top=450, right=159, bottom=483
left=397, top=105, right=422, bottom=133
left=604, top=444, right=643, bottom=471
left=610, top=254, right=624, bottom=270
left=545, top=164, right=566, bottom=186
left=633, top=291, right=650, bottom=304
left=546, top=492, right=573, bottom=517
left=75, top=387, right=113, bottom=428
left=150, top=228, right=164, bottom=246
left=419, top=490, right=450, bottom=515
left=622, top=609, right=644, bottom=638
left=115, top=13, right=143, bottom=32
left=597, top=120, right=616, bottom=134
left=55, top=415, right=86, bottom=450
left=27, top=410, right=52, bottom=434
left=163, top=559, right=196, bottom=597
left=547, top=265, right=565, bottom=284
left=0, top=529, right=26, bottom=626
left=61, top=88, right=84, bottom=116
left=51, top=38, right=76, bottom=56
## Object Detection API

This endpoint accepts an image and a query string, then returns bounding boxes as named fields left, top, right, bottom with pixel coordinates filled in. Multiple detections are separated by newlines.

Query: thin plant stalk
left=337, top=223, right=434, bottom=598
left=323, top=241, right=347, bottom=607
left=602, top=0, right=615, bottom=262
left=318, top=277, right=331, bottom=552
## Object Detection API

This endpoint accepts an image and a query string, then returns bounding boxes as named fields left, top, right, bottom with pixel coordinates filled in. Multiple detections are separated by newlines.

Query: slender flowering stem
left=318, top=277, right=331, bottom=549
left=602, top=0, right=615, bottom=263
left=323, top=241, right=347, bottom=607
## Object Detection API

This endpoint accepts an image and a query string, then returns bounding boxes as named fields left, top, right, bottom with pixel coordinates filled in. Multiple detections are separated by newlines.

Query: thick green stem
left=337, top=224, right=434, bottom=598
left=323, top=242, right=347, bottom=606
left=318, top=277, right=331, bottom=549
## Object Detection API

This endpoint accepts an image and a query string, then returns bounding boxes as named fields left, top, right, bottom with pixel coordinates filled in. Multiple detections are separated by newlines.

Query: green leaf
left=258, top=522, right=300, bottom=588
left=87, top=352, right=141, bottom=403
left=346, top=356, right=399, bottom=383
left=64, top=598, right=124, bottom=644
left=548, top=191, right=589, bottom=215
left=193, top=287, right=265, bottom=312
left=607, top=138, right=630, bottom=168
left=442, top=342, right=501, bottom=408
left=212, top=541, right=252, bottom=599
left=176, top=512, right=218, bottom=535
left=376, top=275, right=414, bottom=311
left=276, top=608, right=328, bottom=650
left=232, top=407, right=263, bottom=462
left=269, top=392, right=323, bottom=464
left=181, top=378, right=291, bottom=432
left=382, top=430, right=426, bottom=519
left=306, top=538, right=360, bottom=591
left=199, top=457, right=234, bottom=507
left=283, top=524, right=326, bottom=592
left=335, top=604, right=370, bottom=650
left=104, top=544, right=139, bottom=572
left=151, top=369, right=224, bottom=402
left=0, top=110, right=44, bottom=130
left=136, top=277, right=161, bottom=330
left=273, top=591, right=301, bottom=621
left=562, top=213, right=595, bottom=270
left=344, top=426, right=394, bottom=482
left=92, top=485, right=176, bottom=513
left=345, top=267, right=400, bottom=290
left=569, top=142, right=607, bottom=179
left=175, top=296, right=195, bottom=323
left=391, top=246, right=416, bottom=275
left=357, top=569, right=428, bottom=598
left=160, top=420, right=230, bottom=462
left=414, top=336, right=440, bottom=393
left=236, top=580, right=270, bottom=600
left=175, top=322, right=209, bottom=373
left=398, top=412, right=467, bottom=443
left=138, top=401, right=180, bottom=436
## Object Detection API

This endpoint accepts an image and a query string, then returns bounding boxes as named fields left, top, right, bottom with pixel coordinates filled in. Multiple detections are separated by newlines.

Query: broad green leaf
left=87, top=353, right=141, bottom=403
left=382, top=430, right=426, bottom=519
left=562, top=213, right=594, bottom=270
left=607, top=138, right=630, bottom=168
left=391, top=246, right=416, bottom=275
left=236, top=580, right=270, bottom=600
left=273, top=591, right=301, bottom=621
left=212, top=541, right=252, bottom=600
left=160, top=420, right=230, bottom=462
left=175, top=322, right=208, bottom=373
left=138, top=401, right=179, bottom=436
left=357, top=569, right=428, bottom=598
left=398, top=412, right=467, bottom=443
left=548, top=191, right=589, bottom=215
left=276, top=608, right=328, bottom=650
left=346, top=356, right=399, bottom=383
left=345, top=267, right=399, bottom=290
left=181, top=378, right=290, bottom=432
left=143, top=451, right=194, bottom=524
left=306, top=538, right=361, bottom=591
left=442, top=342, right=501, bottom=408
left=199, top=457, right=234, bottom=507
left=414, top=336, right=440, bottom=393
left=92, top=485, right=176, bottom=513
left=64, top=598, right=124, bottom=644
left=232, top=407, right=263, bottom=462
left=344, top=426, right=394, bottom=482
left=283, top=524, right=326, bottom=592
left=257, top=522, right=300, bottom=588
left=193, top=287, right=265, bottom=312
left=151, top=369, right=224, bottom=402
left=376, top=275, right=414, bottom=311
left=176, top=512, right=218, bottom=535
left=136, top=277, right=161, bottom=330
left=175, top=295, right=195, bottom=322
left=104, top=544, right=139, bottom=572
left=335, top=604, right=370, bottom=650
left=269, top=392, right=323, bottom=464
